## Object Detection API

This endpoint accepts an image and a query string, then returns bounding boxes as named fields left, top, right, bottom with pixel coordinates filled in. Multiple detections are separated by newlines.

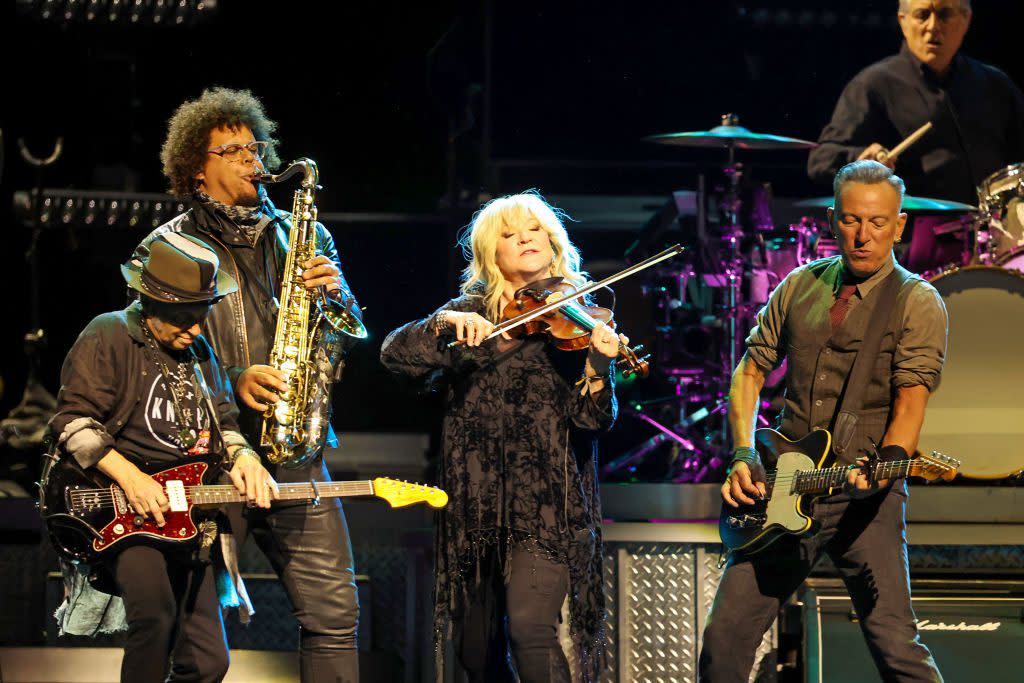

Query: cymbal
left=795, top=195, right=977, bottom=211
left=646, top=124, right=817, bottom=151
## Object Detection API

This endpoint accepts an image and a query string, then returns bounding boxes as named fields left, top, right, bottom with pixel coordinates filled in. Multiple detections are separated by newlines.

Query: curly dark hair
left=160, top=87, right=282, bottom=198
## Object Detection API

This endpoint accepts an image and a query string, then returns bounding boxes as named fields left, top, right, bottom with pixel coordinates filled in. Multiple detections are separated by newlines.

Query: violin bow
left=446, top=244, right=684, bottom=349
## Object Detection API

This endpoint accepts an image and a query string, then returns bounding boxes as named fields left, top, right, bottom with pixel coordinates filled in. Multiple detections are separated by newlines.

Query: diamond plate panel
left=599, top=542, right=776, bottom=683
left=600, top=550, right=618, bottom=683
left=909, top=544, right=1024, bottom=570
left=625, top=543, right=697, bottom=683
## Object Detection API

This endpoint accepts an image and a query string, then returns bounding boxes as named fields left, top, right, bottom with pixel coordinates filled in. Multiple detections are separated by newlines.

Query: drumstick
left=882, top=122, right=933, bottom=161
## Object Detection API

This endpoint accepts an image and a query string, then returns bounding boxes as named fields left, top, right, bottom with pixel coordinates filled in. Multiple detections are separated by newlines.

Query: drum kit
left=605, top=115, right=1024, bottom=483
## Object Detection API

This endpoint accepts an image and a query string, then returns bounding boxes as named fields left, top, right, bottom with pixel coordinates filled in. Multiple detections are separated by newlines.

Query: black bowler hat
left=121, top=233, right=238, bottom=303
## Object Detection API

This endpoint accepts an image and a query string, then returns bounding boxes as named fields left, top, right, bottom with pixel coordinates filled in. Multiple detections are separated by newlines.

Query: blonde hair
left=459, top=191, right=586, bottom=322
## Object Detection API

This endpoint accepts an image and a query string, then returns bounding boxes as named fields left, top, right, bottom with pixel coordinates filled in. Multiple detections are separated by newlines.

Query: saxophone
left=255, top=159, right=367, bottom=468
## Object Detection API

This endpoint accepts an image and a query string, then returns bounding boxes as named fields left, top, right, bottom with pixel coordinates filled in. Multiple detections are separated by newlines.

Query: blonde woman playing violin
left=381, top=191, right=624, bottom=683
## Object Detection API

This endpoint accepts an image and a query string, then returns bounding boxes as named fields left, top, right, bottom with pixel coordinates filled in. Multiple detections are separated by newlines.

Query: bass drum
left=918, top=265, right=1024, bottom=478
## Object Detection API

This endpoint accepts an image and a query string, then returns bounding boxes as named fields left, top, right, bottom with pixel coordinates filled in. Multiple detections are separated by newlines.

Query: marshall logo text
left=917, top=620, right=1001, bottom=632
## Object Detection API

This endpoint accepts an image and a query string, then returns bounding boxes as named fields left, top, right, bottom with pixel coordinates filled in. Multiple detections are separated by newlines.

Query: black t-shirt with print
left=117, top=343, right=211, bottom=466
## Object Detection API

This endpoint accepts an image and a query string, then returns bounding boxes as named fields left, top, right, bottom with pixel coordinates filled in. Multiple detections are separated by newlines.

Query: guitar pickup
left=165, top=480, right=188, bottom=512
left=112, top=486, right=129, bottom=516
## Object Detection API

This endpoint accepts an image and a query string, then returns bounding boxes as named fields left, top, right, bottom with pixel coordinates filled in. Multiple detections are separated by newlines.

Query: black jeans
left=113, top=545, right=228, bottom=683
left=455, top=546, right=571, bottom=683
left=228, top=457, right=359, bottom=683
left=699, top=484, right=942, bottom=683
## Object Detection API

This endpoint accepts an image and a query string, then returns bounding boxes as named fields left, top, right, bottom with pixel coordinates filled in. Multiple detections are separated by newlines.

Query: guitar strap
left=831, top=267, right=905, bottom=458
left=189, top=356, right=228, bottom=468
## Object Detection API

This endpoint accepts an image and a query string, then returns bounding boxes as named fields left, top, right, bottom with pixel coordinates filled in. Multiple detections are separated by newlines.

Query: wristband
left=877, top=444, right=908, bottom=463
left=576, top=371, right=609, bottom=388
left=731, top=446, right=760, bottom=466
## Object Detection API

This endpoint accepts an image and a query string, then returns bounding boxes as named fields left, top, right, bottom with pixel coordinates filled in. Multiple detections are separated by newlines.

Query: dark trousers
left=455, top=546, right=572, bottom=683
left=699, top=485, right=943, bottom=683
left=113, top=545, right=228, bottom=683
left=229, top=458, right=359, bottom=683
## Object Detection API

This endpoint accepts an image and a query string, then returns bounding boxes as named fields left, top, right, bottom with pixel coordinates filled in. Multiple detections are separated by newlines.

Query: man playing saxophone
left=130, top=87, right=364, bottom=683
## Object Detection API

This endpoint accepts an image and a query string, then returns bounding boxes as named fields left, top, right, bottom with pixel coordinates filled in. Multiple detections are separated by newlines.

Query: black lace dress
left=380, top=293, right=616, bottom=681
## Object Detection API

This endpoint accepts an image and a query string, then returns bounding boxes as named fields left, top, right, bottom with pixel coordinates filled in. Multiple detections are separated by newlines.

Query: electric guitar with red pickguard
left=39, top=454, right=448, bottom=563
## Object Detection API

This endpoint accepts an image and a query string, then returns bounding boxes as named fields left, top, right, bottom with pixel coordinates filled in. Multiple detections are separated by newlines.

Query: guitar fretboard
left=187, top=481, right=374, bottom=505
left=767, top=460, right=915, bottom=495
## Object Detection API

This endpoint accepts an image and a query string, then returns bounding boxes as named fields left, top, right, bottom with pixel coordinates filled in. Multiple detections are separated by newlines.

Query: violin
left=445, top=244, right=684, bottom=380
left=501, top=277, right=650, bottom=378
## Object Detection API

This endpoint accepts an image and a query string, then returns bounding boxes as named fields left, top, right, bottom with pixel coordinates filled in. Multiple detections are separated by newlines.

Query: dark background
left=4, top=0, right=1023, bottom=453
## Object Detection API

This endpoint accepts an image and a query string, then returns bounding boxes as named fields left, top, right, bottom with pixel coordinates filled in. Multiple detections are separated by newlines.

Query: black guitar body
left=39, top=454, right=215, bottom=565
left=718, top=428, right=833, bottom=555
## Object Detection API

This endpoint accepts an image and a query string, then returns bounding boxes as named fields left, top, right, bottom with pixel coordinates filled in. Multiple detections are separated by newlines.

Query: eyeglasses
left=906, top=7, right=966, bottom=25
left=208, top=140, right=269, bottom=162
left=163, top=305, right=213, bottom=329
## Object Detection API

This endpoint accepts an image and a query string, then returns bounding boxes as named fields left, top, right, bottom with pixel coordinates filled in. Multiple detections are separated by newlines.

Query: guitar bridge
left=725, top=513, right=768, bottom=529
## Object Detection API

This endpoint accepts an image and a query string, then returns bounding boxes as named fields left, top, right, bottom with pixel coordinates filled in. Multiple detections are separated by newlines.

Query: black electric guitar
left=718, top=428, right=959, bottom=555
left=40, top=455, right=449, bottom=563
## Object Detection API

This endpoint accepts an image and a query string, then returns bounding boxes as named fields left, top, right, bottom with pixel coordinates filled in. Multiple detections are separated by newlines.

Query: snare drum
left=977, top=163, right=1024, bottom=260
left=917, top=265, right=1024, bottom=478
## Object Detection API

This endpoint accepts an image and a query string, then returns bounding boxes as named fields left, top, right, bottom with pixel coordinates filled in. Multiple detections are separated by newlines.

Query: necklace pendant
left=179, top=428, right=197, bottom=449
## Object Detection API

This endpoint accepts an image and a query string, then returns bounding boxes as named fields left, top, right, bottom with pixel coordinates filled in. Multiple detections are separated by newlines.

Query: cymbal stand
left=720, top=156, right=744, bottom=376
left=0, top=138, right=62, bottom=454
left=17, top=137, right=62, bottom=389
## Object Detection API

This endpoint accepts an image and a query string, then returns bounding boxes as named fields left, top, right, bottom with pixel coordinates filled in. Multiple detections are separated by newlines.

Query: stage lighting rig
left=16, top=0, right=218, bottom=26
left=734, top=5, right=885, bottom=30
left=14, top=188, right=187, bottom=230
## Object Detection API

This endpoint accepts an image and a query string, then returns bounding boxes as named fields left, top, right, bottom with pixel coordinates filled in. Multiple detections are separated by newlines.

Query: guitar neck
left=784, top=459, right=915, bottom=495
left=187, top=480, right=375, bottom=505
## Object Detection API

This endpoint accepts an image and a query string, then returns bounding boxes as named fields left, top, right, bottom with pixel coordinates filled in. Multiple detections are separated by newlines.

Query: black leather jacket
left=132, top=199, right=363, bottom=465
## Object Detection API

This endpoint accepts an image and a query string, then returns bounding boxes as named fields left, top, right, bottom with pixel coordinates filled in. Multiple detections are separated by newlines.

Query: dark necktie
left=829, top=284, right=858, bottom=332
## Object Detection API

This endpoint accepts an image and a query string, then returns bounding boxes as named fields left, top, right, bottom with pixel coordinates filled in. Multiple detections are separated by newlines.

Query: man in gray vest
left=699, top=160, right=948, bottom=682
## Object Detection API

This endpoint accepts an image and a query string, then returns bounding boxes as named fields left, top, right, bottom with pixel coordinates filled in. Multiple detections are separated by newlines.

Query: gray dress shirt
left=745, top=254, right=947, bottom=462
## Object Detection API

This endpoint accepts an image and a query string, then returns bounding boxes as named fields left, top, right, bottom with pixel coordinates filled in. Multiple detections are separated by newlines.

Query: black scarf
left=193, top=185, right=272, bottom=246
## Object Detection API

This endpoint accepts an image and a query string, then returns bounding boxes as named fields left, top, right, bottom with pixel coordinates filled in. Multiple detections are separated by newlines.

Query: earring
left=895, top=236, right=902, bottom=243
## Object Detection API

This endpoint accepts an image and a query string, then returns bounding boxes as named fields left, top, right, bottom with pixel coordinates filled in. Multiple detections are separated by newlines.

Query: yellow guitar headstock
left=910, top=451, right=961, bottom=482
left=373, top=478, right=449, bottom=509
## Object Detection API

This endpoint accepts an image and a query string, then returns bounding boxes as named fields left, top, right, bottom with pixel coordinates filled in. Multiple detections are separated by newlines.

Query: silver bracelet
left=230, top=446, right=261, bottom=466
left=431, top=310, right=452, bottom=335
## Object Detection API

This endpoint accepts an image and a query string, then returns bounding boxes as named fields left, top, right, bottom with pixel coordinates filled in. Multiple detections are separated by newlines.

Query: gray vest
left=778, top=258, right=917, bottom=465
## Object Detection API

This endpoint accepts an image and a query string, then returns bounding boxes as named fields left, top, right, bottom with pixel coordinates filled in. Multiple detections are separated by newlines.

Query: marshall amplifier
left=801, top=580, right=1024, bottom=683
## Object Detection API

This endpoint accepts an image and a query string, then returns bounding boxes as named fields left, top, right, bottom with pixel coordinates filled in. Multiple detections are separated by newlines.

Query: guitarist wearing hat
left=699, top=160, right=949, bottom=682
left=49, top=232, right=277, bottom=683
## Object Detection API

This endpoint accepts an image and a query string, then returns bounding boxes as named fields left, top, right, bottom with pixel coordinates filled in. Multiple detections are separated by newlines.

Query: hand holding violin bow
left=443, top=245, right=684, bottom=380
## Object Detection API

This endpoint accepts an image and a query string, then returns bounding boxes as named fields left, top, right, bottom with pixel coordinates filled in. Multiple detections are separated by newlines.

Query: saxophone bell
left=319, top=287, right=368, bottom=339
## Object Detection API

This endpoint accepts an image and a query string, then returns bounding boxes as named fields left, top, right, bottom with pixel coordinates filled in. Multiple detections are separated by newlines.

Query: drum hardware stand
left=714, top=116, right=753, bottom=442
left=601, top=408, right=701, bottom=479
left=622, top=115, right=817, bottom=483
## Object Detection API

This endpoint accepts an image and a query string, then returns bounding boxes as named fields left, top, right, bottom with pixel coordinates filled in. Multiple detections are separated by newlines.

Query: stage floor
left=0, top=648, right=298, bottom=683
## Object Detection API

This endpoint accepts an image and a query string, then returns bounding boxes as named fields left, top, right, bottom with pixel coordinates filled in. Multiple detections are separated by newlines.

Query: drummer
left=807, top=0, right=1024, bottom=207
